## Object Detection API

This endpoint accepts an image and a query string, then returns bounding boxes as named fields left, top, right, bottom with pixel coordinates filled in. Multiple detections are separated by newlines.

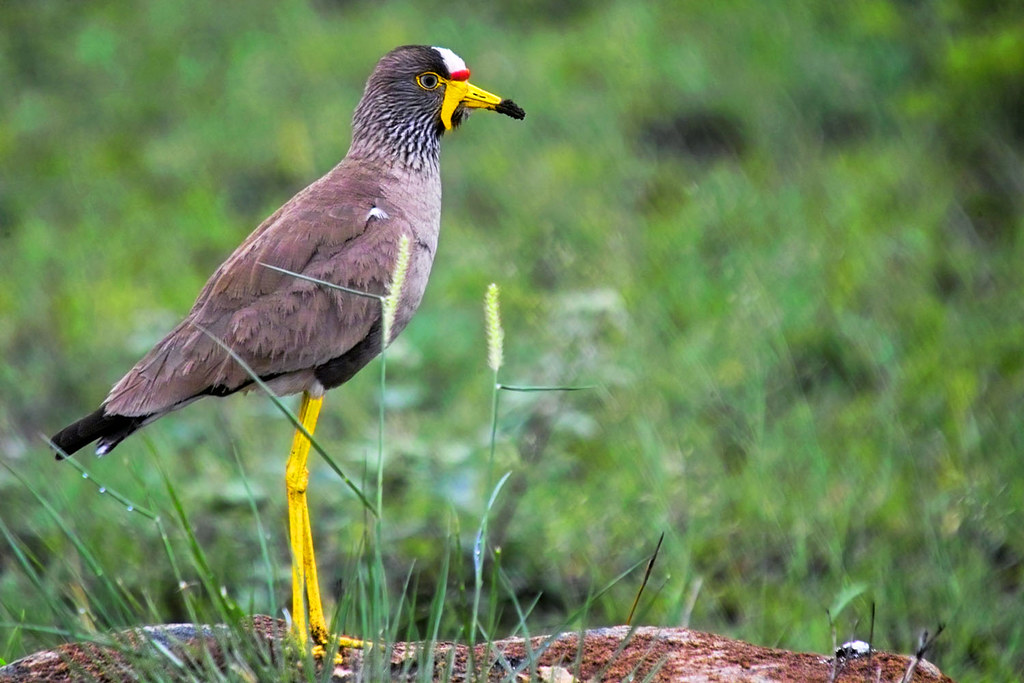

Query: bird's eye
left=416, top=73, right=441, bottom=90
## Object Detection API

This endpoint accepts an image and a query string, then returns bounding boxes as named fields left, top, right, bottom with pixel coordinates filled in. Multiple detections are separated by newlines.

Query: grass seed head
left=484, top=282, right=504, bottom=372
left=382, top=234, right=412, bottom=346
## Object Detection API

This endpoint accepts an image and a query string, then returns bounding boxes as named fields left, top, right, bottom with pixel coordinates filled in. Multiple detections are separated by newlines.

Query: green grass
left=0, top=284, right=576, bottom=681
left=3, top=0, right=1024, bottom=680
left=0, top=272, right=603, bottom=681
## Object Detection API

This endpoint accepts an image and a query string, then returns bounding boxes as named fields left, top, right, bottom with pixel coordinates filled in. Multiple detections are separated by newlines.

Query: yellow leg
left=285, top=392, right=362, bottom=656
left=285, top=393, right=320, bottom=644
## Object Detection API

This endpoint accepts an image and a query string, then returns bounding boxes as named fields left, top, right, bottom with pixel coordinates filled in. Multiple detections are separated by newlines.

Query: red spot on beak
left=450, top=69, right=470, bottom=81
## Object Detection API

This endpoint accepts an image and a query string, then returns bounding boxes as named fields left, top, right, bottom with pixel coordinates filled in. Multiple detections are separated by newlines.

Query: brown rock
left=0, top=617, right=954, bottom=682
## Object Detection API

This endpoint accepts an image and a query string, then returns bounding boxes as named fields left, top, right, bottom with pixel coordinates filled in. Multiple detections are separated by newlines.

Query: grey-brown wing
left=105, top=167, right=404, bottom=417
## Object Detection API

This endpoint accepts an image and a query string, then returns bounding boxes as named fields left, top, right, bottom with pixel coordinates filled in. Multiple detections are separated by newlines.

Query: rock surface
left=0, top=616, right=954, bottom=682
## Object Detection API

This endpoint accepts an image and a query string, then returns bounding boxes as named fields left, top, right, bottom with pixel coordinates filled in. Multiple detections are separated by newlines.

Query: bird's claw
left=311, top=637, right=365, bottom=664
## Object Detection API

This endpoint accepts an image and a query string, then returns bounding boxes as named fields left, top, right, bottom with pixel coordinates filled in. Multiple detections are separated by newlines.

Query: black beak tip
left=496, top=99, right=525, bottom=120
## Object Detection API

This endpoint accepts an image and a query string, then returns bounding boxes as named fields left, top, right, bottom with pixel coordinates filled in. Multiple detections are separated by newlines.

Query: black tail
left=50, top=407, right=149, bottom=459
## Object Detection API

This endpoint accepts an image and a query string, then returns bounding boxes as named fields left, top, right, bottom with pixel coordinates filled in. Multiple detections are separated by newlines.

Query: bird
left=49, top=45, right=525, bottom=657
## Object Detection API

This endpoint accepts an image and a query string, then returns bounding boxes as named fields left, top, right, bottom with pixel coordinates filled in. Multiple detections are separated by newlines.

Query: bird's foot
left=311, top=635, right=366, bottom=665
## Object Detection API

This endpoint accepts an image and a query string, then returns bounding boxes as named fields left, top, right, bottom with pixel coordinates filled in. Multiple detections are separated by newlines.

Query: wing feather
left=105, top=161, right=407, bottom=416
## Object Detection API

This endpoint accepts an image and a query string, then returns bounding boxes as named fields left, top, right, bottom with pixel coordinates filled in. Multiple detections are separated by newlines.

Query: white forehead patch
left=431, top=46, right=467, bottom=76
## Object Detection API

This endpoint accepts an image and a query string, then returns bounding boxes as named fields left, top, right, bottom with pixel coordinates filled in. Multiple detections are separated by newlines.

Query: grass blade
left=194, top=324, right=377, bottom=516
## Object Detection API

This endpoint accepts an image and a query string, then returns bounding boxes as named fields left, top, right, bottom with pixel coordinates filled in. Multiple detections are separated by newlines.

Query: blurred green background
left=2, top=0, right=1023, bottom=679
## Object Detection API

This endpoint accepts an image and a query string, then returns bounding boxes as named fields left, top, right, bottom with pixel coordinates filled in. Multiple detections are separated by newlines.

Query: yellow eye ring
left=416, top=72, right=441, bottom=90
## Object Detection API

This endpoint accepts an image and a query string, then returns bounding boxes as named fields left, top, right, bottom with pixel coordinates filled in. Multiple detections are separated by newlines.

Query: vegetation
left=2, top=0, right=1023, bottom=679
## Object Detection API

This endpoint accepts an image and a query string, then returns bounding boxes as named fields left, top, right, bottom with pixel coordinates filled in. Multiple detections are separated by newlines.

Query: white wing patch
left=432, top=47, right=467, bottom=76
left=367, top=206, right=389, bottom=221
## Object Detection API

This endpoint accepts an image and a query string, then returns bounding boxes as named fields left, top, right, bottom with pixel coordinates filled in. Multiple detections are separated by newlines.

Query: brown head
left=348, top=45, right=525, bottom=168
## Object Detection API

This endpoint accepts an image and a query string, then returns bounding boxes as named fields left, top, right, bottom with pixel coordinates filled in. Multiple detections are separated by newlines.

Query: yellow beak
left=439, top=78, right=505, bottom=130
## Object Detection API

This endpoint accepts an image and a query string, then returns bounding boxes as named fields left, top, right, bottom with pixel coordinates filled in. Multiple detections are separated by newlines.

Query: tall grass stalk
left=196, top=321, right=376, bottom=516
left=378, top=235, right=411, bottom=524
left=464, top=282, right=594, bottom=675
left=474, top=282, right=507, bottom=668
left=358, top=233, right=412, bottom=676
left=484, top=283, right=504, bottom=492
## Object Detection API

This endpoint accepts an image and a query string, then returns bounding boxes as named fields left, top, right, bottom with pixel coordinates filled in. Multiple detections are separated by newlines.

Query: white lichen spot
left=836, top=640, right=872, bottom=659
